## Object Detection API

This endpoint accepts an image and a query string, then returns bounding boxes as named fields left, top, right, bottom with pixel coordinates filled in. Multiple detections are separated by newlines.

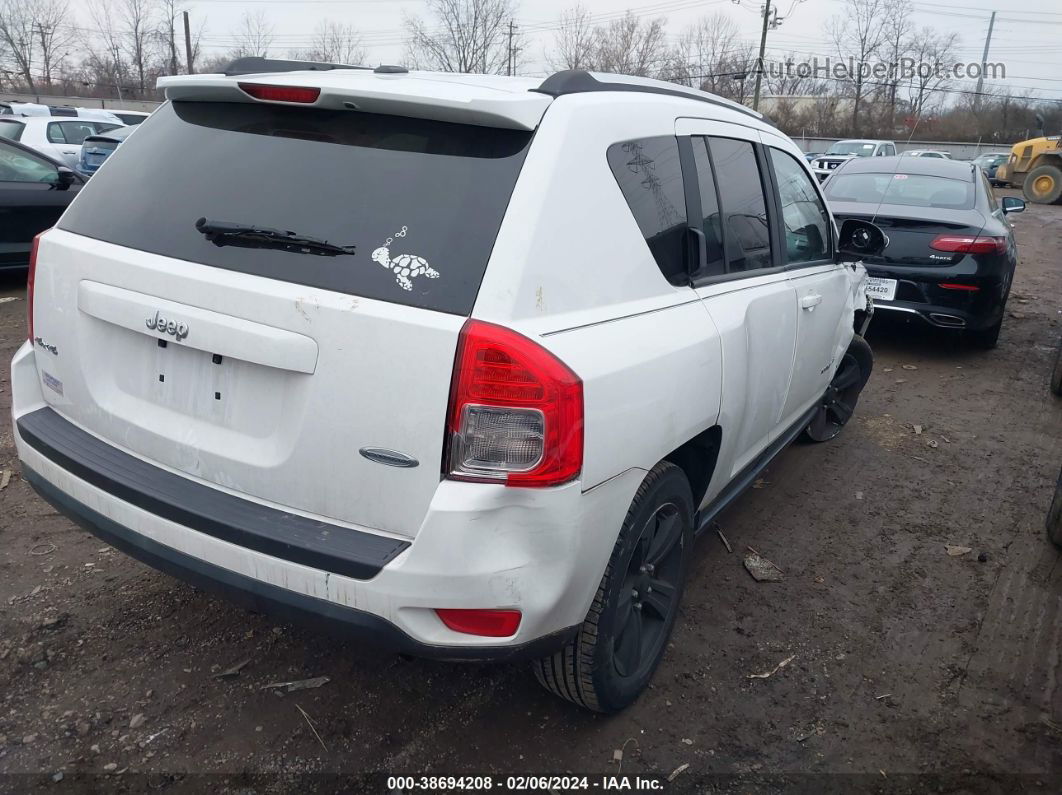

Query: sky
left=163, top=0, right=1062, bottom=103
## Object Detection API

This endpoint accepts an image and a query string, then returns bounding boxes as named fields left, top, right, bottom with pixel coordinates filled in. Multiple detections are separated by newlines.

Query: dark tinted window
left=0, top=142, right=59, bottom=182
left=824, top=172, right=974, bottom=210
left=768, top=148, right=830, bottom=264
left=690, top=138, right=726, bottom=277
left=59, top=102, right=531, bottom=315
left=0, top=120, right=24, bottom=141
left=707, top=137, right=772, bottom=272
left=607, top=136, right=688, bottom=285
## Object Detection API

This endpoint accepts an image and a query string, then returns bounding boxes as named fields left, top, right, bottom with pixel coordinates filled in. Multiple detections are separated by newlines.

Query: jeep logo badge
left=146, top=310, right=189, bottom=341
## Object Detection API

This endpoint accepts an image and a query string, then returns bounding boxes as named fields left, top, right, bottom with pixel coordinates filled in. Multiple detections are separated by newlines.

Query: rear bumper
left=872, top=299, right=1001, bottom=330
left=22, top=467, right=575, bottom=661
left=10, top=342, right=638, bottom=659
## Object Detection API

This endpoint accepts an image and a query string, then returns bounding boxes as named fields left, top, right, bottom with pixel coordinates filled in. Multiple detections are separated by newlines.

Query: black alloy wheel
left=612, top=502, right=684, bottom=680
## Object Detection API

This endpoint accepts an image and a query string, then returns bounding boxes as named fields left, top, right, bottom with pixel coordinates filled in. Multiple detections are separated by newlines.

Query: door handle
left=61, top=149, right=77, bottom=155
left=801, top=294, right=823, bottom=310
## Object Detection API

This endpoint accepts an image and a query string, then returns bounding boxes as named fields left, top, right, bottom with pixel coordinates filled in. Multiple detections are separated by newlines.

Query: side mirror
left=1001, top=196, right=1025, bottom=215
left=53, top=166, right=76, bottom=190
left=837, top=218, right=887, bottom=262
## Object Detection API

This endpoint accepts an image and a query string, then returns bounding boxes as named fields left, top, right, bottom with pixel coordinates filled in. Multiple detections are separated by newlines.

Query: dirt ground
left=0, top=190, right=1060, bottom=794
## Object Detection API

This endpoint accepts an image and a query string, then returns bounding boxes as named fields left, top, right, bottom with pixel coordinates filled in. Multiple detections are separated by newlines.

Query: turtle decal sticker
left=371, top=226, right=441, bottom=292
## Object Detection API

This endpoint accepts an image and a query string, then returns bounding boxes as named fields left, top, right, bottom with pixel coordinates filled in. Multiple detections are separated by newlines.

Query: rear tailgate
left=32, top=97, right=533, bottom=538
left=829, top=202, right=986, bottom=267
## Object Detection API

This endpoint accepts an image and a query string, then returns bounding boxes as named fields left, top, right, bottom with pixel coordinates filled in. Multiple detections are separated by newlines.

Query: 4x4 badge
left=146, top=310, right=189, bottom=341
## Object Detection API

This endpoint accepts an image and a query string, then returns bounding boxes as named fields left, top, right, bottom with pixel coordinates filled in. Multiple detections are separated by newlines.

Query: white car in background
left=903, top=149, right=953, bottom=159
left=0, top=115, right=123, bottom=171
left=13, top=60, right=881, bottom=712
left=812, top=139, right=897, bottom=181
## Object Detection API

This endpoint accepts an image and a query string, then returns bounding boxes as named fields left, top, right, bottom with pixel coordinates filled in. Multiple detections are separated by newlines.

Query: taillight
left=445, top=319, right=583, bottom=488
left=27, top=231, right=43, bottom=341
left=435, top=608, right=521, bottom=637
left=929, top=235, right=1006, bottom=255
left=237, top=83, right=320, bottom=104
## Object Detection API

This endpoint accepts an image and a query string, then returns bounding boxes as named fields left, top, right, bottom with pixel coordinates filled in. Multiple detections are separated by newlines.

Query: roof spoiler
left=222, top=56, right=372, bottom=77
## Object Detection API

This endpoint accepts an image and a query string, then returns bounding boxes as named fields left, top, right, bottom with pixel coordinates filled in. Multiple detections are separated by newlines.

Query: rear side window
left=706, top=137, right=773, bottom=272
left=47, top=123, right=65, bottom=143
left=0, top=121, right=24, bottom=141
left=606, top=136, right=688, bottom=285
left=59, top=102, right=532, bottom=315
left=689, top=139, right=727, bottom=277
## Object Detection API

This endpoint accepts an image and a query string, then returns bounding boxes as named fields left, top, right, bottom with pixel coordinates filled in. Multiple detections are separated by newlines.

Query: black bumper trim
left=23, top=468, right=577, bottom=662
left=16, top=407, right=408, bottom=580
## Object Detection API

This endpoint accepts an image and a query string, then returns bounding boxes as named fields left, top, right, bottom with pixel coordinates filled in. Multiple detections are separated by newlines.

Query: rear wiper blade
left=194, top=217, right=356, bottom=257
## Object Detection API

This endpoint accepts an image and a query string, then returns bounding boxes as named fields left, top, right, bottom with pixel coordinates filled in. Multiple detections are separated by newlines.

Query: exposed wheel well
left=663, top=425, right=722, bottom=508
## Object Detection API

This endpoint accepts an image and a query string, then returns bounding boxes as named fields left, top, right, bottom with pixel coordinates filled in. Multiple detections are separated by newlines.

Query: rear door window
left=58, top=101, right=532, bottom=315
left=706, top=137, right=773, bottom=272
left=606, top=136, right=689, bottom=285
left=57, top=121, right=99, bottom=145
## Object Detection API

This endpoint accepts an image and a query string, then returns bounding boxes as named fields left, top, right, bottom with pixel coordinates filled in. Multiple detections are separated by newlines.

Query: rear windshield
left=0, top=120, right=24, bottom=141
left=59, top=101, right=532, bottom=315
left=824, top=172, right=975, bottom=210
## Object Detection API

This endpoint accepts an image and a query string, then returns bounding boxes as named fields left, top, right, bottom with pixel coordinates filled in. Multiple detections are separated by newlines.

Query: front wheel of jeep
left=532, top=462, right=693, bottom=712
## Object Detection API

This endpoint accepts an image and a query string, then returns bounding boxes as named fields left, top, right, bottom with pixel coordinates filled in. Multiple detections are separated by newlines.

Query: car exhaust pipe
left=929, top=313, right=966, bottom=328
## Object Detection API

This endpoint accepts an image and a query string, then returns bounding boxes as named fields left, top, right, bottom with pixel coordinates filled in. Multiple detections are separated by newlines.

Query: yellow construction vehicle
left=995, top=135, right=1062, bottom=203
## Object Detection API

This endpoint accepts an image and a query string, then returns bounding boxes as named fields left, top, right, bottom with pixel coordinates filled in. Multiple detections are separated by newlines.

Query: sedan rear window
left=59, top=101, right=532, bottom=315
left=824, top=173, right=975, bottom=210
left=0, top=120, right=24, bottom=141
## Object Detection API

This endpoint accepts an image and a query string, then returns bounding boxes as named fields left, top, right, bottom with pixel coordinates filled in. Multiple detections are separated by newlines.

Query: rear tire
left=802, top=335, right=873, bottom=443
left=532, top=462, right=693, bottom=713
left=1051, top=338, right=1062, bottom=397
left=1047, top=467, right=1062, bottom=550
left=968, top=317, right=1003, bottom=349
left=1022, top=165, right=1062, bottom=204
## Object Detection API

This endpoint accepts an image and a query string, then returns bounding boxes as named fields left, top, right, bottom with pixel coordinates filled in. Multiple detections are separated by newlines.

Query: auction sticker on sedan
left=866, top=276, right=898, bottom=301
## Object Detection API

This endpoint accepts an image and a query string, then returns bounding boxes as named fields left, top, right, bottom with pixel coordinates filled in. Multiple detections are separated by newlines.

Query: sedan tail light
left=445, top=319, right=583, bottom=488
left=929, top=235, right=1006, bottom=255
left=27, top=231, right=43, bottom=341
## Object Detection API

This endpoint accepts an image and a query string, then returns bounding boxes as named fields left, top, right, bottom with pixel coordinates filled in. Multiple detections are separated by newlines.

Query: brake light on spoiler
left=929, top=235, right=1006, bottom=255
left=237, top=83, right=321, bottom=104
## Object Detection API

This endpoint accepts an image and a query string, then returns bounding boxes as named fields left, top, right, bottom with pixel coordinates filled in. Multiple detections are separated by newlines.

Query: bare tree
left=662, top=13, right=740, bottom=90
left=0, top=0, right=40, bottom=89
left=292, top=19, right=366, bottom=65
left=119, top=0, right=154, bottom=92
left=404, top=0, right=517, bottom=74
left=879, top=0, right=913, bottom=131
left=547, top=4, right=595, bottom=71
left=589, top=11, right=666, bottom=77
left=154, top=0, right=181, bottom=74
left=232, top=9, right=273, bottom=59
left=829, top=0, right=889, bottom=135
left=904, top=26, right=958, bottom=121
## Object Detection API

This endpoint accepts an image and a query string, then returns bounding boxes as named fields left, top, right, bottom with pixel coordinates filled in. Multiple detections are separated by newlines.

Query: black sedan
left=824, top=156, right=1024, bottom=348
left=0, top=136, right=83, bottom=272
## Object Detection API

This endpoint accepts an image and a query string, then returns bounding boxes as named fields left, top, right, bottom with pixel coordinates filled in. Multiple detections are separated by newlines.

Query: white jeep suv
left=11, top=60, right=877, bottom=712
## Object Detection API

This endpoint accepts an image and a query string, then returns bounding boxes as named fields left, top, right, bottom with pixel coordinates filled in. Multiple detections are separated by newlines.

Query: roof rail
left=532, top=70, right=767, bottom=124
left=222, top=56, right=371, bottom=77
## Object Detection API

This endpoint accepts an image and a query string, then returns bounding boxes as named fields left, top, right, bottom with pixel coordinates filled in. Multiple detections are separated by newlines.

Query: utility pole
left=752, top=0, right=772, bottom=112
left=183, top=11, right=194, bottom=74
left=973, top=11, right=995, bottom=113
left=506, top=21, right=515, bottom=76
